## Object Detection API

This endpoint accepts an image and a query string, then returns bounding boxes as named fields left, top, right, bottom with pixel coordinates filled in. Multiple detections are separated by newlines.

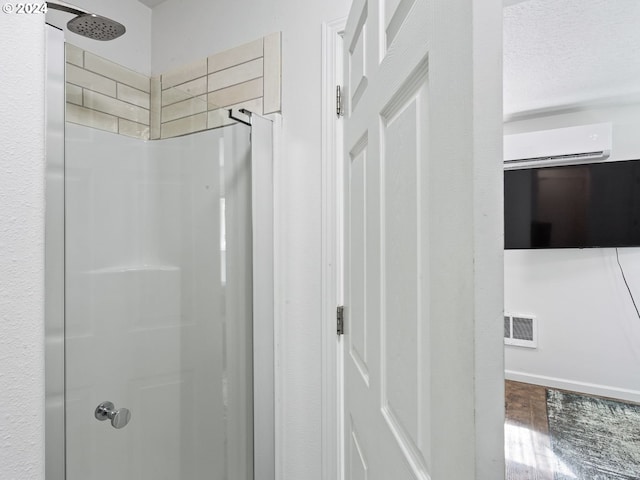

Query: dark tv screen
left=504, top=160, right=640, bottom=249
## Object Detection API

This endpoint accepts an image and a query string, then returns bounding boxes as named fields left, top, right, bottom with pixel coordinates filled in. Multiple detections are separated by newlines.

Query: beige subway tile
left=119, top=119, right=150, bottom=140
left=235, top=97, right=264, bottom=115
left=208, top=97, right=264, bottom=130
left=263, top=32, right=282, bottom=114
left=117, top=83, right=150, bottom=109
left=161, top=87, right=191, bottom=107
left=66, top=83, right=83, bottom=106
left=207, top=109, right=237, bottom=130
left=150, top=76, right=161, bottom=140
left=67, top=64, right=117, bottom=97
left=66, top=103, right=118, bottom=133
left=84, top=52, right=150, bottom=92
left=207, top=78, right=263, bottom=109
left=208, top=38, right=263, bottom=73
left=161, top=58, right=207, bottom=89
left=162, top=77, right=208, bottom=107
left=161, top=95, right=207, bottom=123
left=208, top=58, right=263, bottom=92
left=65, top=43, right=83, bottom=67
left=161, top=113, right=207, bottom=139
left=84, top=90, right=150, bottom=125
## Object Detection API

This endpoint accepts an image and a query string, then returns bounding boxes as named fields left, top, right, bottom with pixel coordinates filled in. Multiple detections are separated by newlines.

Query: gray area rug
left=547, top=389, right=640, bottom=479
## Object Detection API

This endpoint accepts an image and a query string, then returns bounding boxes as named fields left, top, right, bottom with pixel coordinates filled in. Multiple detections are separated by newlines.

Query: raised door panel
left=380, top=74, right=430, bottom=478
left=382, top=0, right=417, bottom=50
left=348, top=139, right=370, bottom=386
left=347, top=0, right=369, bottom=113
left=342, top=0, right=503, bottom=478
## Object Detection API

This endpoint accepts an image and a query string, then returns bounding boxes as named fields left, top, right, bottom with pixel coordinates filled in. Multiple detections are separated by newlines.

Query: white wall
left=504, top=103, right=640, bottom=402
left=151, top=1, right=349, bottom=478
left=0, top=13, right=46, bottom=480
left=0, top=4, right=149, bottom=479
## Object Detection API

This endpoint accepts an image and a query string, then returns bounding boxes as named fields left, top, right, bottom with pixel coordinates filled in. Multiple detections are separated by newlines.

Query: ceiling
left=504, top=0, right=640, bottom=117
left=137, top=0, right=168, bottom=8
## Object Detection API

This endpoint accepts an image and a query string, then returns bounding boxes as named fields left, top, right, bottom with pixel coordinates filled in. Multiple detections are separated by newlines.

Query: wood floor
left=505, top=380, right=557, bottom=480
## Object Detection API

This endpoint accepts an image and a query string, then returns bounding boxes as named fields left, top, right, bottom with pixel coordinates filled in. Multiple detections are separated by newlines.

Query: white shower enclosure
left=45, top=26, right=274, bottom=480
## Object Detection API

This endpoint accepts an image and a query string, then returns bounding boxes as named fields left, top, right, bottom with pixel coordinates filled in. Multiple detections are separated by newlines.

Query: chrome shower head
left=46, top=1, right=126, bottom=41
left=67, top=14, right=126, bottom=41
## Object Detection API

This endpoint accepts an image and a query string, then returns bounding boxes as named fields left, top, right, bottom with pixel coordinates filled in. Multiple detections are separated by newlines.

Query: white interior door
left=341, top=0, right=504, bottom=478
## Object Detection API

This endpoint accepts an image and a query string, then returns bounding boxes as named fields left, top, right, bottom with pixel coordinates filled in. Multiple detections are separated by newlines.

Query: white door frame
left=321, top=16, right=347, bottom=480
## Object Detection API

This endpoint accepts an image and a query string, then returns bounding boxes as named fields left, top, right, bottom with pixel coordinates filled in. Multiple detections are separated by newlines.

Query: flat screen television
left=504, top=160, right=640, bottom=249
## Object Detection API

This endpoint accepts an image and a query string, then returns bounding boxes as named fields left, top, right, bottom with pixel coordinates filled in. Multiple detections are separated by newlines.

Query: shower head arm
left=46, top=1, right=89, bottom=17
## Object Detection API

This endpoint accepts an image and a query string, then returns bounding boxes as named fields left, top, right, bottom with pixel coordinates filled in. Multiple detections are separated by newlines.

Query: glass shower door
left=64, top=122, right=253, bottom=480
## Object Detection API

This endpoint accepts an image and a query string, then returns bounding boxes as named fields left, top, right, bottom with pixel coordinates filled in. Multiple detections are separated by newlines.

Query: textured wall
left=0, top=12, right=46, bottom=480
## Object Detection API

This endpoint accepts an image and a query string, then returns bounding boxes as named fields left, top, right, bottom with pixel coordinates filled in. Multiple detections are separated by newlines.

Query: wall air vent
left=504, top=314, right=537, bottom=348
left=504, top=123, right=612, bottom=170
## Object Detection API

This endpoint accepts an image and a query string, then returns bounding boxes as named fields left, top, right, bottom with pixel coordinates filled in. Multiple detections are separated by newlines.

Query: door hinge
left=337, top=305, right=345, bottom=335
left=336, top=85, right=344, bottom=117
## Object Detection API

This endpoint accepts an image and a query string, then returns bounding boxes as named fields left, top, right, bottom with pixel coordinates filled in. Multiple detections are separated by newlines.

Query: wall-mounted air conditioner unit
left=504, top=122, right=612, bottom=170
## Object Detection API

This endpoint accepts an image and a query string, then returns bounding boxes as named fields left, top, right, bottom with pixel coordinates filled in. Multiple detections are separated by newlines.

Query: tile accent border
left=65, top=43, right=150, bottom=139
left=65, top=32, right=282, bottom=141
left=157, top=32, right=281, bottom=139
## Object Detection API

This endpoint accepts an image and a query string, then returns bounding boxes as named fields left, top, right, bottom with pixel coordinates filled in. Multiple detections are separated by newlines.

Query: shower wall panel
left=64, top=123, right=253, bottom=480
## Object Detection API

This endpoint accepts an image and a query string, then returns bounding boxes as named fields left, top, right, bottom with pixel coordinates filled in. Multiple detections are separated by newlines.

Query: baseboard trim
left=505, top=370, right=640, bottom=404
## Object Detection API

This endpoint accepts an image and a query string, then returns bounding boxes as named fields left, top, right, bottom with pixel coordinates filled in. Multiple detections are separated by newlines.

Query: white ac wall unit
left=504, top=123, right=612, bottom=170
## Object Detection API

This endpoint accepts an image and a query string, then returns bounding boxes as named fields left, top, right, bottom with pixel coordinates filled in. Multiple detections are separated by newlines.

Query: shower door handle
left=94, top=401, right=131, bottom=429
